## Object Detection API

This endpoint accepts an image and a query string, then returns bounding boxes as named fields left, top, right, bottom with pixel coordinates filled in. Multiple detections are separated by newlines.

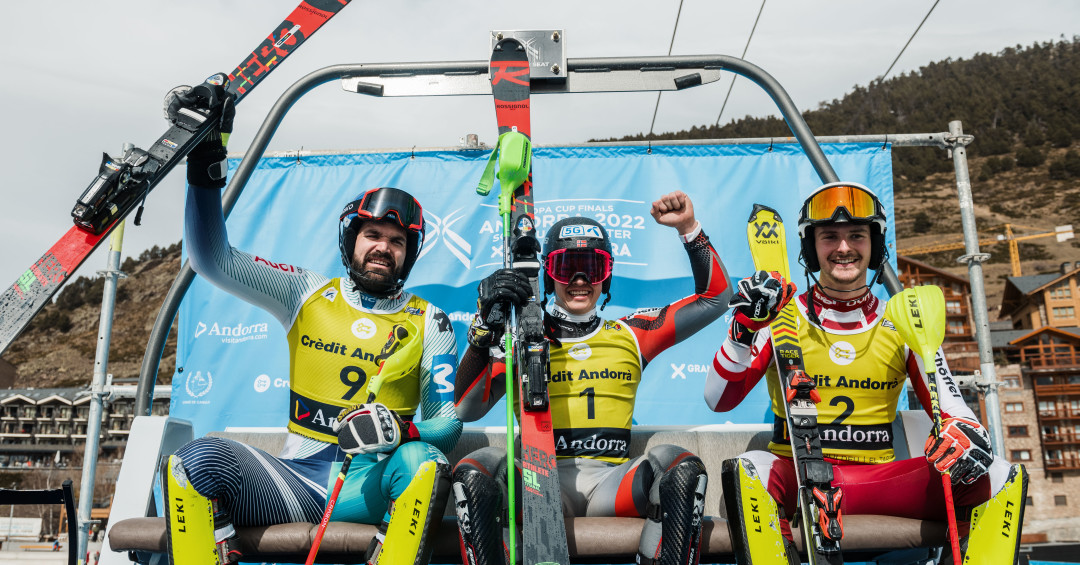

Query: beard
left=349, top=252, right=402, bottom=297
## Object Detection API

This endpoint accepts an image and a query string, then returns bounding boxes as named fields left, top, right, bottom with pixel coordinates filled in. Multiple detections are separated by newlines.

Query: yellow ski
left=162, top=454, right=218, bottom=565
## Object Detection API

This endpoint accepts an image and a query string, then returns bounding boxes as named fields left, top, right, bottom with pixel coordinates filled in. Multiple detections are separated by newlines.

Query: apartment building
left=0, top=387, right=169, bottom=468
left=994, top=265, right=1080, bottom=541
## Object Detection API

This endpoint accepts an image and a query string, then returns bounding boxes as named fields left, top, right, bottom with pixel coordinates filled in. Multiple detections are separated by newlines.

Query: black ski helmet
left=797, top=181, right=888, bottom=272
left=542, top=217, right=614, bottom=298
left=338, top=187, right=426, bottom=292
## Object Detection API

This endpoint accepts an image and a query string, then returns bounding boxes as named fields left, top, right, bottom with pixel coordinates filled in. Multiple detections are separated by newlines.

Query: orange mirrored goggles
left=801, top=183, right=881, bottom=223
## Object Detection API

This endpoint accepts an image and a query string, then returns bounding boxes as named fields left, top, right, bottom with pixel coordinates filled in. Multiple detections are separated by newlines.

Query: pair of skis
left=0, top=0, right=353, bottom=357
left=476, top=38, right=570, bottom=565
left=746, top=204, right=844, bottom=565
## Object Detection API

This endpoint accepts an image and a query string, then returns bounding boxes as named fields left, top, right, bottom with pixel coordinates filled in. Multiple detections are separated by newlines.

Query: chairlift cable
left=648, top=0, right=685, bottom=138
left=880, top=0, right=941, bottom=81
left=715, top=0, right=768, bottom=126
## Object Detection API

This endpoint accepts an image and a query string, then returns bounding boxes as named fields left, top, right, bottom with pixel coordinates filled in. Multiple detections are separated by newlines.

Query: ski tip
left=492, top=37, right=526, bottom=52
left=748, top=203, right=781, bottom=223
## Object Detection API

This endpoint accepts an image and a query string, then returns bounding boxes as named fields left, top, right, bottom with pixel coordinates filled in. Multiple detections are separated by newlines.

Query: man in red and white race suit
left=706, top=182, right=1014, bottom=554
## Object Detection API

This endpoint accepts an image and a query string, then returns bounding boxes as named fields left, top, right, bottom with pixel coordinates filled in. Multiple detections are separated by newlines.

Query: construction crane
left=898, top=223, right=1075, bottom=276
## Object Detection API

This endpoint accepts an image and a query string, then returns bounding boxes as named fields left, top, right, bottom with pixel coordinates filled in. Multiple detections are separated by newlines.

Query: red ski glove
left=924, top=417, right=993, bottom=484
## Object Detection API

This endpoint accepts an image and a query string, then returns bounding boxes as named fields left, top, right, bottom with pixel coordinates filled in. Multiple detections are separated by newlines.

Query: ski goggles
left=801, top=183, right=883, bottom=224
left=544, top=248, right=613, bottom=285
left=341, top=187, right=424, bottom=233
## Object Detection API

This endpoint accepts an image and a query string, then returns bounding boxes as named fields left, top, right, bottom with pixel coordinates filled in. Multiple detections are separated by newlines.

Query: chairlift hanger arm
left=337, top=55, right=817, bottom=97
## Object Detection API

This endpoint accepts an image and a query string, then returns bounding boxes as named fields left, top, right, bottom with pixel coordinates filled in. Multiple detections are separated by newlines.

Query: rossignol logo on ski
left=491, top=60, right=529, bottom=86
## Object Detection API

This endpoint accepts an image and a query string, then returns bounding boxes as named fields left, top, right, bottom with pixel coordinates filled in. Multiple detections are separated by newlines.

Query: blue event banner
left=173, top=142, right=895, bottom=437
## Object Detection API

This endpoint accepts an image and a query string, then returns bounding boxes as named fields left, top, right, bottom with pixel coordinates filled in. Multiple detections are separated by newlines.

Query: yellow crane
left=898, top=223, right=1074, bottom=277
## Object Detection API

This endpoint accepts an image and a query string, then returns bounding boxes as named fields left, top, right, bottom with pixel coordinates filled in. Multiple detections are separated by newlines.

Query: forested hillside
left=608, top=37, right=1080, bottom=309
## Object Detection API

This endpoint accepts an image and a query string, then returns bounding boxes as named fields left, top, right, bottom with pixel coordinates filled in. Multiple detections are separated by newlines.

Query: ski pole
left=305, top=323, right=412, bottom=565
left=885, top=286, right=962, bottom=565
left=477, top=128, right=531, bottom=564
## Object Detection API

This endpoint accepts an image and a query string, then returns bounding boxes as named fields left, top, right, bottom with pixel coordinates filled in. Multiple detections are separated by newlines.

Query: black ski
left=746, top=204, right=844, bottom=565
left=480, top=36, right=570, bottom=565
left=0, top=0, right=353, bottom=356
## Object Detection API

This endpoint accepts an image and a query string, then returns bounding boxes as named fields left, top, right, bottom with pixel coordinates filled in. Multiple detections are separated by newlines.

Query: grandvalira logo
left=419, top=208, right=473, bottom=268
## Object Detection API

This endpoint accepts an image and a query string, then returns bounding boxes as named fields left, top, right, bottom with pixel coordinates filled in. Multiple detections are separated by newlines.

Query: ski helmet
left=338, top=187, right=425, bottom=291
left=542, top=217, right=614, bottom=299
left=797, top=181, right=888, bottom=272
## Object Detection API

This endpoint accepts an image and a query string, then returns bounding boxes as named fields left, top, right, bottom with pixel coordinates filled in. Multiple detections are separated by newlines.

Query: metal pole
left=947, top=120, right=1005, bottom=456
left=77, top=217, right=126, bottom=564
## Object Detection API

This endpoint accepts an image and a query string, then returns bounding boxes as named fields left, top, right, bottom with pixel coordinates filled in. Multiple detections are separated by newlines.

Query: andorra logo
left=186, top=370, right=213, bottom=398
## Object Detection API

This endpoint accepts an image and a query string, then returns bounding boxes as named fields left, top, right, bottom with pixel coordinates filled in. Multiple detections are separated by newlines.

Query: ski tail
left=162, top=455, right=218, bottom=565
left=965, top=463, right=1028, bottom=564
left=721, top=458, right=793, bottom=565
left=227, top=0, right=351, bottom=102
left=0, top=0, right=353, bottom=357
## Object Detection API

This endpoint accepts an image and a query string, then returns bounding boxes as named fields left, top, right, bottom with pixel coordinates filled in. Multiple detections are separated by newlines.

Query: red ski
left=488, top=37, right=571, bottom=565
left=0, top=0, right=352, bottom=355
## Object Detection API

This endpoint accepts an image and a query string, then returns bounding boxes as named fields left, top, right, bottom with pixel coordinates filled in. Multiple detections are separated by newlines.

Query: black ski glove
left=727, top=270, right=796, bottom=346
left=467, top=268, right=531, bottom=348
left=164, top=73, right=235, bottom=189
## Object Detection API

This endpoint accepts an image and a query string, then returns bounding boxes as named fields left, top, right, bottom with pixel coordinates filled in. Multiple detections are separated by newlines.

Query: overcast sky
left=0, top=0, right=1077, bottom=295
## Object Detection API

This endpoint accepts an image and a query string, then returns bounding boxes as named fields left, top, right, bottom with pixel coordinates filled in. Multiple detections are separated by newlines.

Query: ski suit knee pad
left=720, top=457, right=793, bottom=565
left=172, top=437, right=242, bottom=499
left=453, top=464, right=510, bottom=565
left=963, top=463, right=1028, bottom=565
left=637, top=454, right=707, bottom=565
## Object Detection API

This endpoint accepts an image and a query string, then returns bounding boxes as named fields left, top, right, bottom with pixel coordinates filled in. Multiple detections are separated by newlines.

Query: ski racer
left=706, top=181, right=1025, bottom=563
left=454, top=191, right=733, bottom=565
left=164, top=81, right=458, bottom=564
